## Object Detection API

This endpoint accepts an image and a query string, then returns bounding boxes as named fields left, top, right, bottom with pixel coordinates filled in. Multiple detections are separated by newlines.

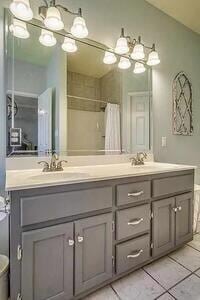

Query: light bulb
left=147, top=50, right=160, bottom=66
left=131, top=43, right=145, bottom=60
left=62, top=37, right=77, bottom=53
left=39, top=29, right=57, bottom=47
left=44, top=6, right=64, bottom=31
left=71, top=16, right=88, bottom=38
left=133, top=62, right=146, bottom=74
left=103, top=51, right=117, bottom=64
left=115, top=37, right=129, bottom=54
left=9, top=19, right=30, bottom=39
left=118, top=57, right=131, bottom=69
left=9, top=0, right=33, bottom=21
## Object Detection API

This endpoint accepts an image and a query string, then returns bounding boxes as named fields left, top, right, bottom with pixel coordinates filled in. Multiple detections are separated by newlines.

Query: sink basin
left=30, top=172, right=90, bottom=182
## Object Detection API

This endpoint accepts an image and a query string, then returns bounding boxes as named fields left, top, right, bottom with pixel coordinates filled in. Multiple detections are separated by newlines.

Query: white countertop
left=6, top=162, right=196, bottom=191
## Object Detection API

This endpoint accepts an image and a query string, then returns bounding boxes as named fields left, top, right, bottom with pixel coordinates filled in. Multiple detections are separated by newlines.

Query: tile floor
left=84, top=233, right=200, bottom=300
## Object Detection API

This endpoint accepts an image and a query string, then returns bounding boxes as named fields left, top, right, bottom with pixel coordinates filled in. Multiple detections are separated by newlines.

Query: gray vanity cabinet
left=74, top=213, right=113, bottom=295
left=21, top=223, right=74, bottom=300
left=175, top=192, right=193, bottom=246
left=152, top=192, right=193, bottom=257
left=9, top=170, right=194, bottom=300
left=152, top=197, right=175, bottom=257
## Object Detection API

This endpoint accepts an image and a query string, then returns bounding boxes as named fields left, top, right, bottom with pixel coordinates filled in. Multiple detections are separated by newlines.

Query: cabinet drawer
left=116, top=181, right=151, bottom=206
left=21, top=186, right=112, bottom=226
left=116, top=235, right=150, bottom=274
left=116, top=204, right=150, bottom=240
left=152, top=174, right=194, bottom=198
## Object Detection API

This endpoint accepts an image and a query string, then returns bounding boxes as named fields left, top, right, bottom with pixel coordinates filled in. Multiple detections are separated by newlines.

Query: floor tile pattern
left=83, top=233, right=200, bottom=300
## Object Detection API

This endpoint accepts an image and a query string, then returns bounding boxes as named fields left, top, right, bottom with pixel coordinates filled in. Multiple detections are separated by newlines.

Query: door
left=22, top=223, right=74, bottom=300
left=130, top=92, right=150, bottom=152
left=152, top=197, right=175, bottom=257
left=38, top=88, right=52, bottom=154
left=176, top=192, right=193, bottom=245
left=75, top=213, right=113, bottom=295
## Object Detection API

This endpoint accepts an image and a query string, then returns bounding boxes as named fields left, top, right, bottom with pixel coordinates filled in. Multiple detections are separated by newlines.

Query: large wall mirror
left=5, top=11, right=152, bottom=157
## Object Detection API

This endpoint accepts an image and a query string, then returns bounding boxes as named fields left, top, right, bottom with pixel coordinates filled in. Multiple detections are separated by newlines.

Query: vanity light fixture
left=115, top=28, right=129, bottom=54
left=9, top=18, right=30, bottom=39
left=62, top=37, right=77, bottom=53
left=147, top=44, right=160, bottom=66
left=39, top=29, right=57, bottom=47
left=131, top=36, right=145, bottom=60
left=9, top=0, right=33, bottom=21
left=118, top=57, right=131, bottom=69
left=70, top=14, right=88, bottom=39
left=133, top=62, right=146, bottom=74
left=111, top=28, right=160, bottom=70
left=44, top=6, right=64, bottom=31
left=39, top=1, right=88, bottom=38
left=103, top=51, right=117, bottom=64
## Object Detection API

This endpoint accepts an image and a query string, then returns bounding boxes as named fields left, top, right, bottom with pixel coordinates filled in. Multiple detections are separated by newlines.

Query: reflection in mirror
left=6, top=12, right=152, bottom=157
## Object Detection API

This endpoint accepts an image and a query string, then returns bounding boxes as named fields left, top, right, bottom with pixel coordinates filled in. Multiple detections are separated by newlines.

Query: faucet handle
left=38, top=161, right=50, bottom=172
left=130, top=157, right=137, bottom=166
left=56, top=160, right=68, bottom=171
left=138, top=152, right=147, bottom=161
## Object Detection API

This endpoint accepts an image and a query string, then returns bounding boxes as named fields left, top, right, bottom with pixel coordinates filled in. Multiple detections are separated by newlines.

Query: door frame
left=0, top=8, right=6, bottom=197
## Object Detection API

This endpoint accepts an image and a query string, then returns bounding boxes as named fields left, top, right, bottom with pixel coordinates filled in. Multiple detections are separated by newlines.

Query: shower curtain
left=105, top=103, right=121, bottom=154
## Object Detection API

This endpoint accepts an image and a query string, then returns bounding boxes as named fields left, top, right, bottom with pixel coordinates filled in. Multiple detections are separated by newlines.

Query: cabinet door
left=22, top=223, right=74, bottom=300
left=152, top=197, right=175, bottom=257
left=75, top=213, right=113, bottom=295
left=176, top=192, right=193, bottom=245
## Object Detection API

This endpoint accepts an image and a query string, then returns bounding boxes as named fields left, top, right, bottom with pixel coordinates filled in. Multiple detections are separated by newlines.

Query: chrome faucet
left=130, top=152, right=147, bottom=166
left=38, top=153, right=68, bottom=172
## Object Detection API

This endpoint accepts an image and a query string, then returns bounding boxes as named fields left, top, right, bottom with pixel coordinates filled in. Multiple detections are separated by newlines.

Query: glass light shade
left=9, top=19, right=30, bottom=39
left=71, top=16, right=88, bottom=38
left=115, top=37, right=129, bottom=54
left=118, top=57, right=131, bottom=69
left=131, top=43, right=145, bottom=60
left=103, top=51, right=117, bottom=64
left=62, top=37, right=77, bottom=53
left=44, top=7, right=64, bottom=31
left=147, top=50, right=160, bottom=66
left=9, top=0, right=33, bottom=21
left=39, top=29, right=57, bottom=47
left=133, top=62, right=146, bottom=74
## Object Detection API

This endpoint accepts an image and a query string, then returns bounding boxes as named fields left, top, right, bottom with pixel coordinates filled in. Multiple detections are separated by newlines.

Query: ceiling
left=146, top=0, right=200, bottom=35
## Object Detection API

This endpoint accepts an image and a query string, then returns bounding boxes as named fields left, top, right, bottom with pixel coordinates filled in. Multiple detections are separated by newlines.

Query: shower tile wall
left=67, top=70, right=121, bottom=153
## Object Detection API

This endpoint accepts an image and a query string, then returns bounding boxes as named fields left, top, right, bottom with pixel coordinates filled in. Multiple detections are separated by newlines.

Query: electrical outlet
left=162, top=137, right=167, bottom=147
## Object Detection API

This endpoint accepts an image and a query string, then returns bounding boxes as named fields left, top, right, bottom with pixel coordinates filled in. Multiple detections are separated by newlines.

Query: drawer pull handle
left=68, top=239, right=74, bottom=246
left=77, top=235, right=84, bottom=243
left=127, top=249, right=143, bottom=259
left=128, top=191, right=144, bottom=197
left=128, top=218, right=144, bottom=226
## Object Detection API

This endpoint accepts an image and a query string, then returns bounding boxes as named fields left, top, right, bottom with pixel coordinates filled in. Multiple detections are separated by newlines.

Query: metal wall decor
left=172, top=71, right=193, bottom=135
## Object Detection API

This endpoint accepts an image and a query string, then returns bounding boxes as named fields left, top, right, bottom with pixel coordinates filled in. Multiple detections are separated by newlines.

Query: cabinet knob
left=68, top=239, right=74, bottom=246
left=172, top=207, right=178, bottom=213
left=77, top=235, right=84, bottom=243
left=177, top=206, right=182, bottom=211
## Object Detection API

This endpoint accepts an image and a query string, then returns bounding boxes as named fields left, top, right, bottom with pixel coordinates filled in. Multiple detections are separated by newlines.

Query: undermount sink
left=30, top=172, right=90, bottom=182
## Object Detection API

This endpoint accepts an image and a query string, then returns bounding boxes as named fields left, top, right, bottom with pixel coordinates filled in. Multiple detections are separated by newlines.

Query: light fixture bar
left=56, top=5, right=82, bottom=17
